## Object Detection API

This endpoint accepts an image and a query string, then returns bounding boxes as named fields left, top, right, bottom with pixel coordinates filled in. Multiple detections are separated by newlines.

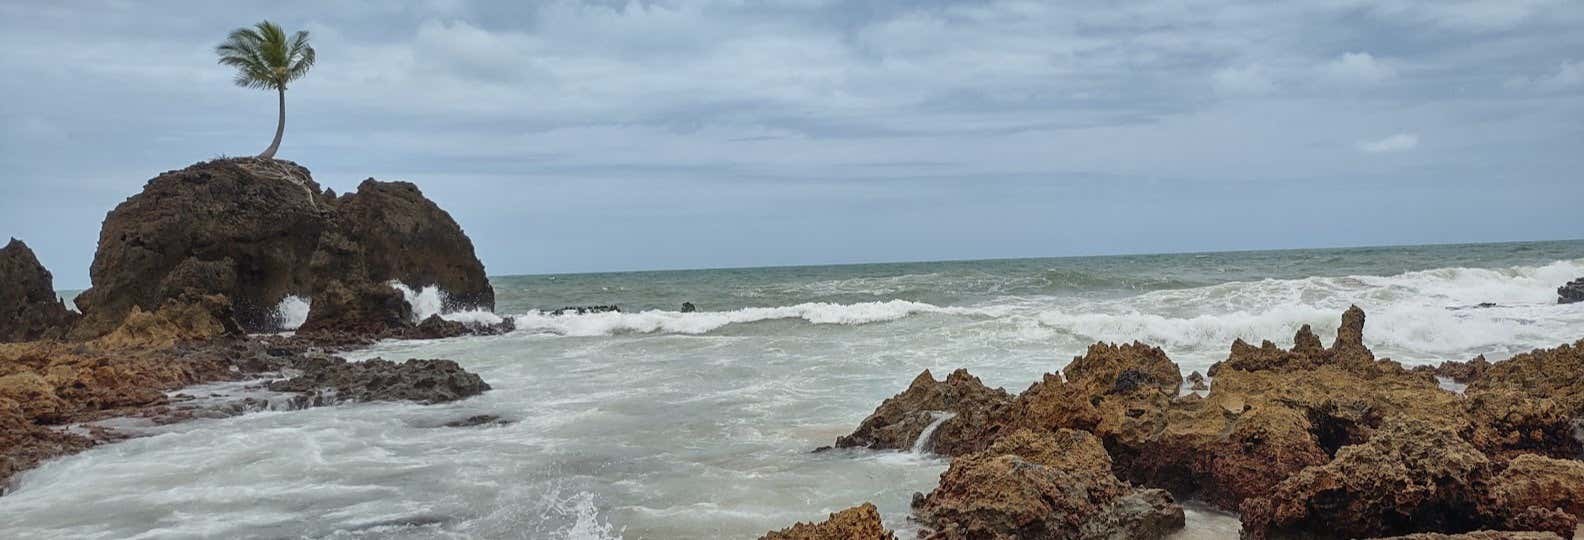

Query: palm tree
left=216, top=21, right=315, bottom=160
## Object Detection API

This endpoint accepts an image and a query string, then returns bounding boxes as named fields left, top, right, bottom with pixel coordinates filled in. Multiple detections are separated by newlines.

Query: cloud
left=1357, top=133, right=1420, bottom=153
left=1505, top=60, right=1584, bottom=92
left=1212, top=65, right=1276, bottom=96
left=1321, top=52, right=1396, bottom=86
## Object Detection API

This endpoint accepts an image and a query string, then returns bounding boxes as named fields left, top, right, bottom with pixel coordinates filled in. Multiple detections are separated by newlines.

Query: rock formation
left=70, top=158, right=493, bottom=339
left=1463, top=339, right=1584, bottom=460
left=758, top=503, right=896, bottom=540
left=265, top=356, right=490, bottom=406
left=1558, top=277, right=1584, bottom=304
left=830, top=368, right=1012, bottom=454
left=911, top=428, right=1185, bottom=539
left=0, top=239, right=78, bottom=342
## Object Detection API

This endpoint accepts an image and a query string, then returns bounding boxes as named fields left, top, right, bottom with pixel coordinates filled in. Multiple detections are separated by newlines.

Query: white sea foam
left=273, top=295, right=311, bottom=330
left=509, top=300, right=1002, bottom=337
left=1035, top=258, right=1584, bottom=364
left=389, top=282, right=505, bottom=326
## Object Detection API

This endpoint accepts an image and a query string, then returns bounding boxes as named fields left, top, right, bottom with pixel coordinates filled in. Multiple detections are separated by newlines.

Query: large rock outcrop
left=911, top=428, right=1185, bottom=539
left=71, top=158, right=493, bottom=338
left=0, top=239, right=78, bottom=342
left=758, top=503, right=896, bottom=540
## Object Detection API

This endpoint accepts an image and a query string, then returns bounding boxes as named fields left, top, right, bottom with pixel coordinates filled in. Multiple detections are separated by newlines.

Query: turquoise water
left=10, top=239, right=1584, bottom=539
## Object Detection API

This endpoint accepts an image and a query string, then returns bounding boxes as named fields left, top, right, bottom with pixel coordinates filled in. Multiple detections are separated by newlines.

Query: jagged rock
left=1483, top=455, right=1584, bottom=533
left=680, top=302, right=697, bottom=313
left=1186, top=371, right=1208, bottom=391
left=1119, top=308, right=1465, bottom=510
left=759, top=502, right=896, bottom=540
left=1433, top=355, right=1493, bottom=384
left=1238, top=417, right=1574, bottom=540
left=832, top=368, right=1012, bottom=454
left=265, top=357, right=489, bottom=406
left=1464, top=340, right=1584, bottom=460
left=0, top=239, right=79, bottom=342
left=89, top=294, right=243, bottom=349
left=1558, top=277, right=1584, bottom=304
left=911, top=429, right=1184, bottom=540
left=71, top=158, right=493, bottom=339
left=1063, top=341, right=1183, bottom=398
left=394, top=314, right=516, bottom=340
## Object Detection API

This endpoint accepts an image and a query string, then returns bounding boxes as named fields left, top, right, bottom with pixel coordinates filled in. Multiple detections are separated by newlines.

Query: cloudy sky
left=3, top=0, right=1582, bottom=288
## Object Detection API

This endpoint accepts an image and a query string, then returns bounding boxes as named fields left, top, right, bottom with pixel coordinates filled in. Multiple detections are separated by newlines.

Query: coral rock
left=759, top=503, right=895, bottom=540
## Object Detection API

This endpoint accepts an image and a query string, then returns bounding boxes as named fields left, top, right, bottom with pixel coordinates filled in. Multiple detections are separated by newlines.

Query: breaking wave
left=510, top=300, right=1003, bottom=337
left=390, top=282, right=505, bottom=326
left=272, top=295, right=311, bottom=331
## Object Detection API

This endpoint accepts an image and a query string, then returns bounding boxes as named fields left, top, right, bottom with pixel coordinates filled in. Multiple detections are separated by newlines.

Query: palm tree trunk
left=259, top=87, right=285, bottom=159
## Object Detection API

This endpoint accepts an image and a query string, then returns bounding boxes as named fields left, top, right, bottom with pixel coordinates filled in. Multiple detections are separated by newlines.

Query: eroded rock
left=832, top=368, right=1012, bottom=454
left=0, top=239, right=79, bottom=342
left=759, top=502, right=896, bottom=540
left=911, top=428, right=1184, bottom=540
left=265, top=357, right=490, bottom=406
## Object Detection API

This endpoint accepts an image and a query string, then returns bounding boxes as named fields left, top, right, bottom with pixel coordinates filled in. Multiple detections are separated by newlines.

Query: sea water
left=6, top=240, right=1584, bottom=539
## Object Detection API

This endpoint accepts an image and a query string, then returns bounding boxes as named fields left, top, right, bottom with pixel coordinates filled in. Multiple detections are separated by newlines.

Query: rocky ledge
left=768, top=307, right=1584, bottom=539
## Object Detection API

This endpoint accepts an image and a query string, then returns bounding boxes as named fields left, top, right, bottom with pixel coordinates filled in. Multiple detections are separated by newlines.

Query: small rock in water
left=1559, top=277, right=1584, bottom=304
left=681, top=302, right=697, bottom=313
left=548, top=305, right=620, bottom=315
left=439, top=414, right=510, bottom=428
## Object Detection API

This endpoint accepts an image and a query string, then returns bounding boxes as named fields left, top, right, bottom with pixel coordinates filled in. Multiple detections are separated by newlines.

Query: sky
left=2, top=0, right=1582, bottom=288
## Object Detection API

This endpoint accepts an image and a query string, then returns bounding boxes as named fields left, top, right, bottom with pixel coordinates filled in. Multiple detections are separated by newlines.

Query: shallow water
left=7, top=240, right=1584, bottom=539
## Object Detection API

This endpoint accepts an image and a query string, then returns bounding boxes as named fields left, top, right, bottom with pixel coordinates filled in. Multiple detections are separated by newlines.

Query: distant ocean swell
left=488, top=259, right=1583, bottom=357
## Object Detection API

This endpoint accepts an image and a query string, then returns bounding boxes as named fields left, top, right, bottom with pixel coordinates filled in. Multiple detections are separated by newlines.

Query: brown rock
left=0, top=239, right=79, bottom=342
left=70, top=158, right=494, bottom=339
left=1484, top=454, right=1584, bottom=532
left=1238, top=417, right=1538, bottom=540
left=1435, top=355, right=1493, bottom=384
left=912, top=429, right=1184, bottom=540
left=1464, top=340, right=1584, bottom=460
left=1186, top=371, right=1209, bottom=391
left=1062, top=341, right=1183, bottom=398
left=759, top=503, right=895, bottom=540
left=832, top=368, right=1012, bottom=454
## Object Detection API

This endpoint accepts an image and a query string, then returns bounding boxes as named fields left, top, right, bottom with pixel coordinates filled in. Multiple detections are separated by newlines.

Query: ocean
left=7, top=240, right=1584, bottom=539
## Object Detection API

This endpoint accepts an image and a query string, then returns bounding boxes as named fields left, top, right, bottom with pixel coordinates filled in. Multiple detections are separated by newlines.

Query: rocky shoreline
left=1, top=158, right=503, bottom=493
left=764, top=307, right=1584, bottom=539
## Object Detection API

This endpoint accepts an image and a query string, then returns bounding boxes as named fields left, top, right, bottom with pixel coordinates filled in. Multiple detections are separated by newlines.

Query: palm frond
left=215, top=20, right=314, bottom=90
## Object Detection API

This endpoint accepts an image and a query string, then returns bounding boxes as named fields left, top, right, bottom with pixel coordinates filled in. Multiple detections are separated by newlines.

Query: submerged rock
left=911, top=429, right=1184, bottom=540
left=0, top=239, right=79, bottom=342
left=265, top=357, right=490, bottom=406
left=1558, top=277, right=1584, bottom=304
left=548, top=305, right=621, bottom=315
left=758, top=502, right=895, bottom=540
